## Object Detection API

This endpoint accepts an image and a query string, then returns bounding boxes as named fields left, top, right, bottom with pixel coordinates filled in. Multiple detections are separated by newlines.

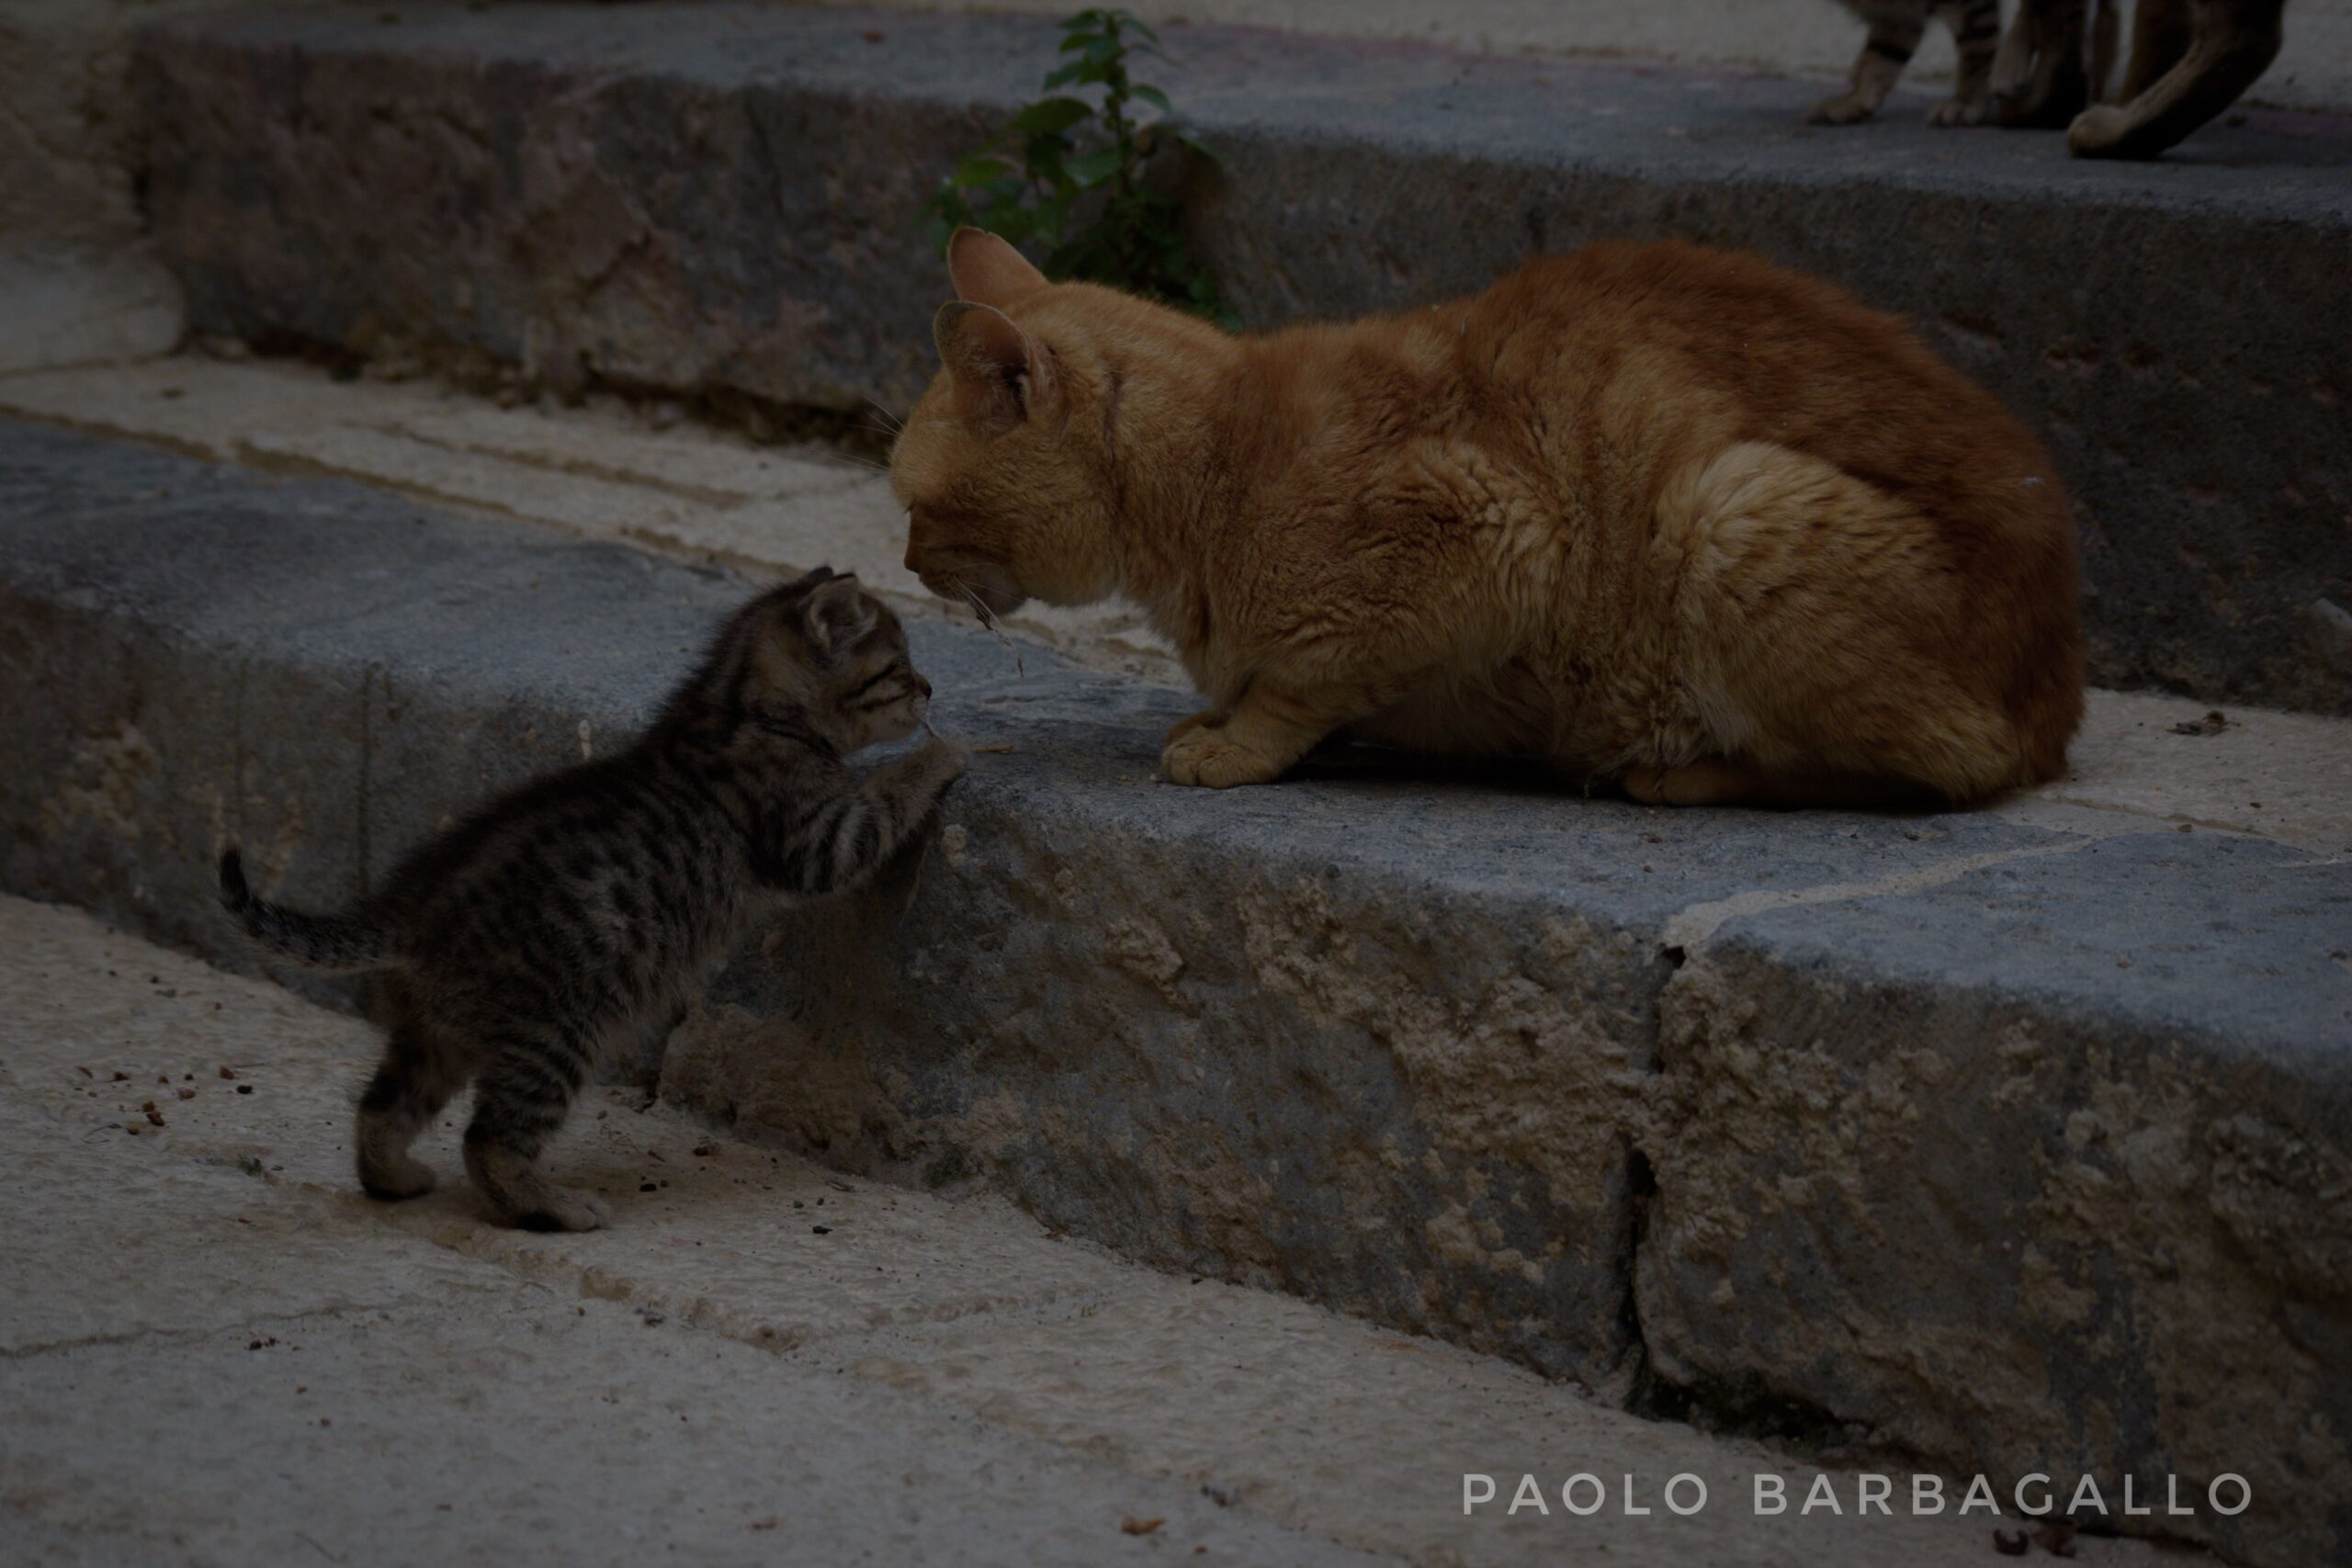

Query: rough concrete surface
left=0, top=0, right=224, bottom=372
left=2, top=416, right=2346, bottom=1563
left=1, top=891, right=2214, bottom=1567
left=129, top=4, right=2352, bottom=711
left=6, top=352, right=2346, bottom=851
left=826, top=0, right=2352, bottom=111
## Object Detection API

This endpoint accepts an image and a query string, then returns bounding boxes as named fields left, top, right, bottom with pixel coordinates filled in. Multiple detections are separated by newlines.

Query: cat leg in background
left=1930, top=0, right=2004, bottom=124
left=2116, top=0, right=2198, bottom=96
left=2068, top=0, right=2285, bottom=156
left=1992, top=0, right=2098, bottom=126
left=1809, top=6, right=1928, bottom=124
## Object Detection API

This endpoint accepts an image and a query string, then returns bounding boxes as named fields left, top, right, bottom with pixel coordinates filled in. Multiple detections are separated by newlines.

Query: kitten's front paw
left=1805, top=92, right=1876, bottom=126
left=1928, top=95, right=1989, bottom=127
left=922, top=736, right=970, bottom=783
left=1162, top=727, right=1282, bottom=789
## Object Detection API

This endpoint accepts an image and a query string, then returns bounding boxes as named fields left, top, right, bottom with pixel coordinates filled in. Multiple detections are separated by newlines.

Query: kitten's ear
left=947, top=227, right=1049, bottom=307
left=800, top=575, right=876, bottom=660
left=933, top=301, right=1051, bottom=427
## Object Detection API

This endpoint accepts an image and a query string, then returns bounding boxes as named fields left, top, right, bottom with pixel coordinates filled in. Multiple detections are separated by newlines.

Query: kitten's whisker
left=861, top=398, right=905, bottom=435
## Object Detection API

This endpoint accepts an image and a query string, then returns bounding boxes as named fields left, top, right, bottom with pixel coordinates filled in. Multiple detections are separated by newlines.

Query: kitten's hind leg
left=356, top=1020, right=466, bottom=1201
left=462, top=1030, right=608, bottom=1232
left=1808, top=13, right=1926, bottom=124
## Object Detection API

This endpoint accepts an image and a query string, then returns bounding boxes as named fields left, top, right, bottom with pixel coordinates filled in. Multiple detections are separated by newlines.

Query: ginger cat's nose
left=903, top=542, right=924, bottom=574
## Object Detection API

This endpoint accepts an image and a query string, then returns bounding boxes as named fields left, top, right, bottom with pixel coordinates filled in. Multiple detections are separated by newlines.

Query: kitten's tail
left=217, top=849, right=399, bottom=972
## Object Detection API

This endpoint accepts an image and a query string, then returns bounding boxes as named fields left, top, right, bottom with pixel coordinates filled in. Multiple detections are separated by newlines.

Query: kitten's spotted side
left=220, top=569, right=964, bottom=1231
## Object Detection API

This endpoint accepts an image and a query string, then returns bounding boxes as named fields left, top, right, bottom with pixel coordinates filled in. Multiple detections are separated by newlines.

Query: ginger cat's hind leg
left=1658, top=442, right=2065, bottom=809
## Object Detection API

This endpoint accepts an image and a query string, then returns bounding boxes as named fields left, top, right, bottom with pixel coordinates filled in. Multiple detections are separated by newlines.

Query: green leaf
left=1041, top=59, right=1099, bottom=89
left=1130, top=83, right=1171, bottom=115
left=1065, top=146, right=1125, bottom=188
left=1021, top=131, right=1071, bottom=177
left=1084, top=35, right=1120, bottom=64
left=1012, top=96, right=1093, bottom=135
left=948, top=154, right=1016, bottom=187
left=1174, top=129, right=1223, bottom=164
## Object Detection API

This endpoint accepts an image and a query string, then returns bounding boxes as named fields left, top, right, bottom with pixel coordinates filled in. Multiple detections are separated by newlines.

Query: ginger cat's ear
left=933, top=300, right=1051, bottom=426
left=946, top=227, right=1049, bottom=307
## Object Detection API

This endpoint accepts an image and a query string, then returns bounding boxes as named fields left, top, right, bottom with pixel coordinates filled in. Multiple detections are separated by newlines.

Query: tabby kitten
left=1811, top=0, right=2003, bottom=124
left=892, top=230, right=2081, bottom=807
left=219, top=569, right=963, bottom=1231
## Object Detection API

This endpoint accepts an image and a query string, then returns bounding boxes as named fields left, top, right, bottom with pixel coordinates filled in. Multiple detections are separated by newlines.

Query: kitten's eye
left=844, top=660, right=917, bottom=712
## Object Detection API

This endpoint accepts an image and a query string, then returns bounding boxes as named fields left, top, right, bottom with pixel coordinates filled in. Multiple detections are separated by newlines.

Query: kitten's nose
left=902, top=543, right=924, bottom=574
left=916, top=675, right=933, bottom=699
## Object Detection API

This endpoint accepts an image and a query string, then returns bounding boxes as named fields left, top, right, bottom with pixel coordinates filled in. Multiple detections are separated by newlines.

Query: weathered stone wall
left=127, top=5, right=2352, bottom=711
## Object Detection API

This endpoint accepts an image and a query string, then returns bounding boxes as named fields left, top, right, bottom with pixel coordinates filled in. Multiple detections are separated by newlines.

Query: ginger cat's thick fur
left=892, top=230, right=2083, bottom=807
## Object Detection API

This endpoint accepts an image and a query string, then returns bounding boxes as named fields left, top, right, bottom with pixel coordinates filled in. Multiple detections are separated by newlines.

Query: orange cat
left=891, top=229, right=2082, bottom=807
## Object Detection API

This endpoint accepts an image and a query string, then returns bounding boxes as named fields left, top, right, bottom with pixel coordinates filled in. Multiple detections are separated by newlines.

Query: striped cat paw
left=1162, top=726, right=1281, bottom=789
left=1805, top=92, right=1878, bottom=125
left=1928, top=95, right=1990, bottom=127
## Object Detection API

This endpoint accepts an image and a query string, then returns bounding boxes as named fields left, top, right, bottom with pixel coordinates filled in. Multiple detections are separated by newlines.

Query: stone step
left=832, top=0, right=2352, bottom=111
left=0, top=890, right=2201, bottom=1566
left=127, top=3, right=2352, bottom=713
left=2, top=412, right=2346, bottom=1565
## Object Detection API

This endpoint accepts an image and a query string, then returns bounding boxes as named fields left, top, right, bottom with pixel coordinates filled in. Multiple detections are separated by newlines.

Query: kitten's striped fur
left=1812, top=0, right=2004, bottom=125
left=219, top=568, right=964, bottom=1231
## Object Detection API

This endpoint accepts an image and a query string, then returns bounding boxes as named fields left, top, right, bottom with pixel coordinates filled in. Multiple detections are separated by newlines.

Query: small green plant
left=922, top=8, right=1233, bottom=326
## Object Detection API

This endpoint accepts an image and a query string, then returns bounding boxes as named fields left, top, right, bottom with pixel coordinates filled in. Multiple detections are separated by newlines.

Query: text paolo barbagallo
left=1463, top=1472, right=2250, bottom=1519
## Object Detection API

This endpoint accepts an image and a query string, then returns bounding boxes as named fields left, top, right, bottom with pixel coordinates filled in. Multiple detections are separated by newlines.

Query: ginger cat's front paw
left=1162, top=725, right=1282, bottom=788
left=1163, top=709, right=1227, bottom=747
